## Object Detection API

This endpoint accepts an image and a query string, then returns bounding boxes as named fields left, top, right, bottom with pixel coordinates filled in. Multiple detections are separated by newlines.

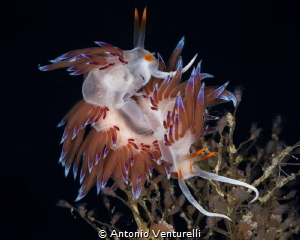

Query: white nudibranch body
left=83, top=48, right=159, bottom=108
left=40, top=8, right=259, bottom=221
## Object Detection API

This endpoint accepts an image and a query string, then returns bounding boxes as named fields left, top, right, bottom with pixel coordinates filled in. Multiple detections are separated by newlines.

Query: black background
left=1, top=1, right=300, bottom=239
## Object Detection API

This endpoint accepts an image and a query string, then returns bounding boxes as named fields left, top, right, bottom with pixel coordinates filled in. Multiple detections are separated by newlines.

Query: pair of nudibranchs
left=40, top=8, right=258, bottom=221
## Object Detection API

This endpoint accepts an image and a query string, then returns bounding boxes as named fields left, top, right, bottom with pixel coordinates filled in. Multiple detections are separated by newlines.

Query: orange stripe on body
left=178, top=168, right=184, bottom=179
left=189, top=162, right=195, bottom=174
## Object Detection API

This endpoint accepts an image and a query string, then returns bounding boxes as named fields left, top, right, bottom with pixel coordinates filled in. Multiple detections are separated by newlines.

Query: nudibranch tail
left=40, top=8, right=259, bottom=220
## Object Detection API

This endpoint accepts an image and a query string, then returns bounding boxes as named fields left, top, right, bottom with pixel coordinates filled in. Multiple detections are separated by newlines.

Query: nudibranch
left=40, top=8, right=258, bottom=221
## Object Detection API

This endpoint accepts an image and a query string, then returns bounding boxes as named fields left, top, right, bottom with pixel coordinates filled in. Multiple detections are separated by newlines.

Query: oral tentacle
left=193, top=168, right=259, bottom=204
left=178, top=179, right=232, bottom=221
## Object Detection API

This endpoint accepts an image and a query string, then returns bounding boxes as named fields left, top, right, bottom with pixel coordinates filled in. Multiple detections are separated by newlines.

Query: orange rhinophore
left=40, top=8, right=258, bottom=221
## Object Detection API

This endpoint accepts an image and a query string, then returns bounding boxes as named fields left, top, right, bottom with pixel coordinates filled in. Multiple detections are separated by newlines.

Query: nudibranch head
left=123, top=47, right=158, bottom=83
left=40, top=8, right=258, bottom=221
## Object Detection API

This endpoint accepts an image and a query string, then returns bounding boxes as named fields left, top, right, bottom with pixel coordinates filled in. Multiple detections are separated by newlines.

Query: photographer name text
left=98, top=229, right=202, bottom=238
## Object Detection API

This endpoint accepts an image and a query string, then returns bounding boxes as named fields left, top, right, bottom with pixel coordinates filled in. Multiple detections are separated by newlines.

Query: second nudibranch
left=39, top=8, right=259, bottom=221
